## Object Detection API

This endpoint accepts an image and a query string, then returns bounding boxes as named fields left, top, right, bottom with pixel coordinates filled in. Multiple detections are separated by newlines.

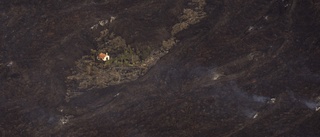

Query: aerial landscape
left=1, top=0, right=320, bottom=136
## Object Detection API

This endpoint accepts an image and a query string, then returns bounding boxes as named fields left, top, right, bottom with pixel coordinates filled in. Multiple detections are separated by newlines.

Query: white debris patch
left=114, top=93, right=120, bottom=97
left=6, top=61, right=14, bottom=67
left=90, top=16, right=116, bottom=30
left=59, top=115, right=74, bottom=125
left=110, top=16, right=116, bottom=23
left=242, top=109, right=258, bottom=119
left=248, top=26, right=254, bottom=32
left=90, top=24, right=98, bottom=30
left=99, top=19, right=109, bottom=26
left=253, top=112, right=259, bottom=119
left=269, top=98, right=276, bottom=104
left=211, top=70, right=223, bottom=80
left=60, top=117, right=69, bottom=125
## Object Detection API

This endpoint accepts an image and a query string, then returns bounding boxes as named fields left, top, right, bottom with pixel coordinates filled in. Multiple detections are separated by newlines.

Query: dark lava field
left=1, top=0, right=320, bottom=136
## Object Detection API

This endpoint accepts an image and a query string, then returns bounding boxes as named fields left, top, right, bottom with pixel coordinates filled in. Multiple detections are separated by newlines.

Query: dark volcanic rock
left=1, top=0, right=320, bottom=136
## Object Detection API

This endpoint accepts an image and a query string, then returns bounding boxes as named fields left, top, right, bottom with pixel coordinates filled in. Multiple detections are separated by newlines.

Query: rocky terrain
left=1, top=0, right=320, bottom=136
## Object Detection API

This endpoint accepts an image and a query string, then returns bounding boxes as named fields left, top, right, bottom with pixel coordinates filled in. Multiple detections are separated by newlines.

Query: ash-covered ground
left=1, top=0, right=320, bottom=136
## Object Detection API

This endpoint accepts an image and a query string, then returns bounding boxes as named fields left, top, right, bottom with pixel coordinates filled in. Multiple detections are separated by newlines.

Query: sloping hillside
left=1, top=0, right=320, bottom=136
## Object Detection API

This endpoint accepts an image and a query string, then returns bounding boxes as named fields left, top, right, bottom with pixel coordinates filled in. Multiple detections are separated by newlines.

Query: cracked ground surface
left=1, top=0, right=320, bottom=136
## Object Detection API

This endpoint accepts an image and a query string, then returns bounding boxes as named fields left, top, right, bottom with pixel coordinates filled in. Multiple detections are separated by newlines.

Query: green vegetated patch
left=67, top=0, right=207, bottom=91
left=164, top=0, right=206, bottom=53
left=67, top=29, right=153, bottom=90
left=171, top=0, right=206, bottom=35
